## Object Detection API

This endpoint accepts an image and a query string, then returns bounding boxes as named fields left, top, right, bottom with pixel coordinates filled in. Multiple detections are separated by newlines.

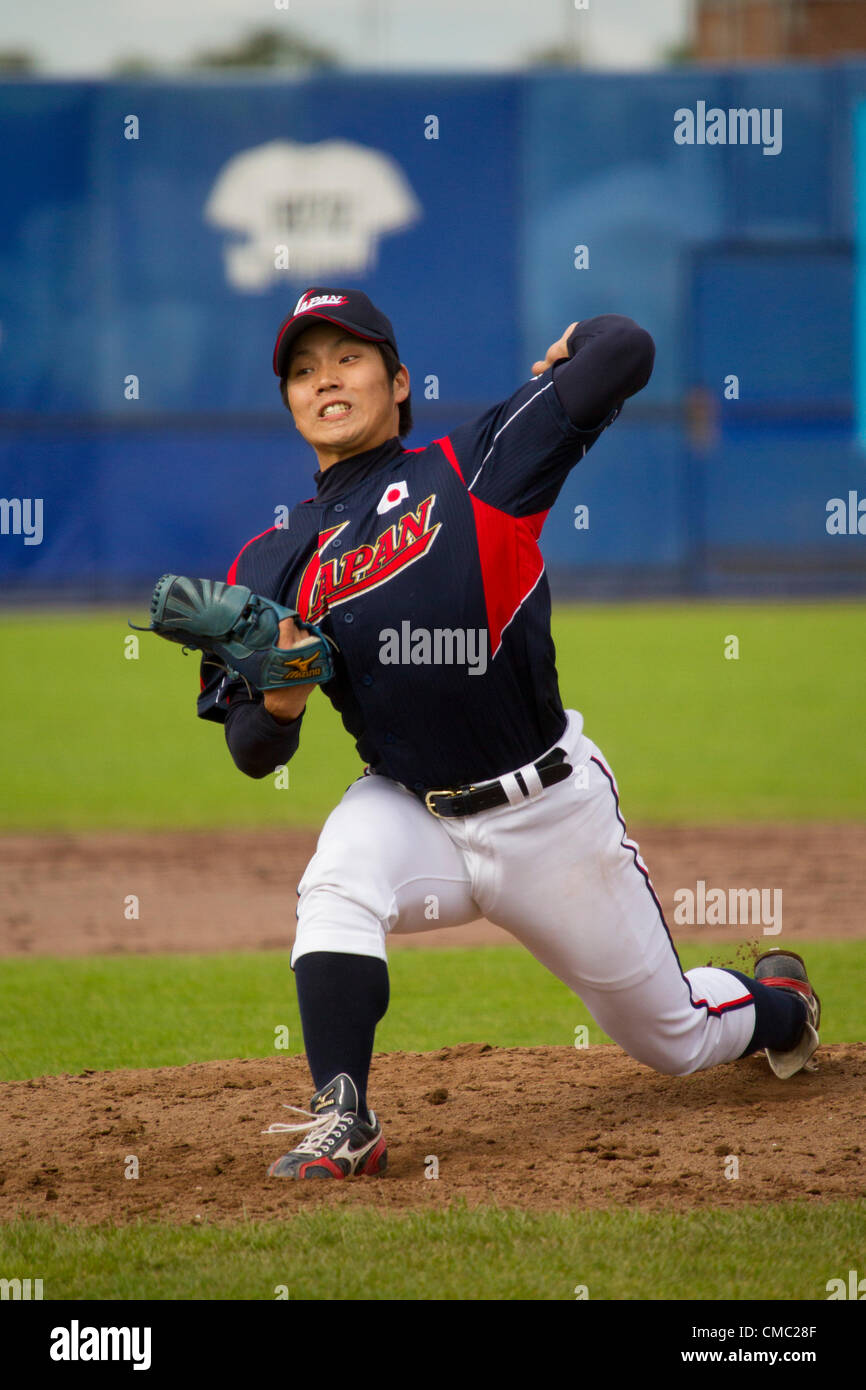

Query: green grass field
left=0, top=942, right=861, bottom=1082
left=2, top=601, right=864, bottom=828
left=1, top=601, right=863, bottom=1300
left=1, top=1202, right=862, bottom=1301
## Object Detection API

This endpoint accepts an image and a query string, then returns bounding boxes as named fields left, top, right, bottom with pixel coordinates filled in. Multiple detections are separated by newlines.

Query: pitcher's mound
left=1, top=1044, right=864, bottom=1225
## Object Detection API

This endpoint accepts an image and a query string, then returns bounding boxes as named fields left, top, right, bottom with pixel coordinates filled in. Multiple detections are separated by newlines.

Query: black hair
left=279, top=341, right=413, bottom=438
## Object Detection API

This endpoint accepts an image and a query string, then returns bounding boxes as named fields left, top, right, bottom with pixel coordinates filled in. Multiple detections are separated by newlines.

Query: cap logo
left=293, top=291, right=349, bottom=317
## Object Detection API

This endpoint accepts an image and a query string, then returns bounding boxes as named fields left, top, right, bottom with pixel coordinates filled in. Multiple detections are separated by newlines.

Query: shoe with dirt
left=264, top=1073, right=387, bottom=1179
left=753, top=949, right=821, bottom=1079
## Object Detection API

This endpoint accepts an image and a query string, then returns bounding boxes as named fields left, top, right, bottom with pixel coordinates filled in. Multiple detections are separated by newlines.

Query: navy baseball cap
left=273, top=287, right=399, bottom=377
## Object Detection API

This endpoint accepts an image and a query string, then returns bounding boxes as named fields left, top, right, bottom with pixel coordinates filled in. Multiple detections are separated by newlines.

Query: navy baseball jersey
left=198, top=323, right=636, bottom=791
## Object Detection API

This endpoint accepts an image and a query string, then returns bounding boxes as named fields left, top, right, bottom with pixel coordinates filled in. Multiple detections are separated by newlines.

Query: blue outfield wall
left=1, top=64, right=865, bottom=598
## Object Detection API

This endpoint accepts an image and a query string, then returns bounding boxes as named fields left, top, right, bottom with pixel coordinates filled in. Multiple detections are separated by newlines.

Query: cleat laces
left=262, top=1103, right=356, bottom=1156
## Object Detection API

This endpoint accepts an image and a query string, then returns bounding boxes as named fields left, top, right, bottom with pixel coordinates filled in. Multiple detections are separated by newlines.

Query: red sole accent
left=297, top=1156, right=345, bottom=1179
left=361, top=1137, right=388, bottom=1175
left=762, top=976, right=813, bottom=999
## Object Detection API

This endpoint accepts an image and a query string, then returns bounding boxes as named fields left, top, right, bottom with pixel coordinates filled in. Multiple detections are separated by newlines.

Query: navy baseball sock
left=725, top=969, right=809, bottom=1058
left=294, top=951, right=389, bottom=1122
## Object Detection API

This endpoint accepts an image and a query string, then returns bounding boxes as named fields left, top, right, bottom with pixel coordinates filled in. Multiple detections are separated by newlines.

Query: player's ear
left=393, top=364, right=410, bottom=404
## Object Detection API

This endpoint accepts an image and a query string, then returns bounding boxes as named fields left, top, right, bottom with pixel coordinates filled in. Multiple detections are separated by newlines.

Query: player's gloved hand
left=531, top=322, right=580, bottom=377
left=129, top=574, right=335, bottom=692
left=262, top=616, right=323, bottom=725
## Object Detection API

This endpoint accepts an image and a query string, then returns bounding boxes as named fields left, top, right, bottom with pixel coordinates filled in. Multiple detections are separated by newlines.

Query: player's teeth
left=323, top=403, right=350, bottom=416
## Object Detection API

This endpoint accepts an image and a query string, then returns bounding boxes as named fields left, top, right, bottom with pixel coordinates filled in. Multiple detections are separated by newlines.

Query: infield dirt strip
left=0, top=823, right=864, bottom=1221
left=1, top=822, right=864, bottom=955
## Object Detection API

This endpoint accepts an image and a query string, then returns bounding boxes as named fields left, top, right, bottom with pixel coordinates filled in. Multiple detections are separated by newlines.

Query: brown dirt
left=0, top=1045, right=863, bottom=1224
left=0, top=822, right=863, bottom=957
left=0, top=824, right=863, bottom=1221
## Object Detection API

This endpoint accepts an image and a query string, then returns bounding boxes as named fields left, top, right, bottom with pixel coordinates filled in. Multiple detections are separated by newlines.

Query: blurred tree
left=662, top=41, right=697, bottom=66
left=112, top=56, right=159, bottom=75
left=188, top=26, right=338, bottom=69
left=524, top=42, right=584, bottom=67
left=0, top=49, right=38, bottom=72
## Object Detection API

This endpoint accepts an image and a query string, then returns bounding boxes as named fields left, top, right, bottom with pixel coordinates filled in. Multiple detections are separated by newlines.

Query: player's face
left=285, top=322, right=409, bottom=470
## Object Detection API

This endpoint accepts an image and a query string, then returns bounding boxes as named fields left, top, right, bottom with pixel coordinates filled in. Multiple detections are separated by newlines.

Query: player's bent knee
left=299, top=851, right=393, bottom=919
left=294, top=881, right=389, bottom=966
left=620, top=1038, right=702, bottom=1077
left=292, top=917, right=387, bottom=967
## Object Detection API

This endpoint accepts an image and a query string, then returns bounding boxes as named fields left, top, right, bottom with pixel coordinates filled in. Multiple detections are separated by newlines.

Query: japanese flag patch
left=376, top=480, right=409, bottom=515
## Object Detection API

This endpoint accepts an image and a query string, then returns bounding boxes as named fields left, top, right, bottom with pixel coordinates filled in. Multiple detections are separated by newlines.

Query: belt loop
left=520, top=762, right=545, bottom=799
left=498, top=772, right=526, bottom=807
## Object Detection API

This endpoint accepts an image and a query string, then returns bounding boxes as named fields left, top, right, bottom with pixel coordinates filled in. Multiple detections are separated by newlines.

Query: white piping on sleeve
left=467, top=379, right=555, bottom=492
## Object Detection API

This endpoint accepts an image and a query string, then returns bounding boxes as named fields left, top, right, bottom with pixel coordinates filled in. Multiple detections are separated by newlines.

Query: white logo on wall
left=204, top=138, right=422, bottom=291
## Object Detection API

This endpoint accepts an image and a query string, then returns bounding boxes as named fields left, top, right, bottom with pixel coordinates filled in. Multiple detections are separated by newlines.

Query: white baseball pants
left=292, top=710, right=756, bottom=1076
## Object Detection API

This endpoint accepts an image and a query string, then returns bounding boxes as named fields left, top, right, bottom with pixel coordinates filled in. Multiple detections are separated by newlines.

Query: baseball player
left=195, top=286, right=820, bottom=1179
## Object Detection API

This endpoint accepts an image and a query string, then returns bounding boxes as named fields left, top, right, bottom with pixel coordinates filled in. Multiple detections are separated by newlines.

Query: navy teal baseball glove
left=130, top=574, right=335, bottom=690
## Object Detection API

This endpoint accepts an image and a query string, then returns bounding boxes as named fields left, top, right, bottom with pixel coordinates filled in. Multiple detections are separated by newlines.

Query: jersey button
left=331, top=539, right=342, bottom=549
left=413, top=781, right=424, bottom=791
left=384, top=732, right=395, bottom=744
left=361, top=674, right=373, bottom=686
left=333, top=503, right=345, bottom=512
left=343, top=612, right=354, bottom=623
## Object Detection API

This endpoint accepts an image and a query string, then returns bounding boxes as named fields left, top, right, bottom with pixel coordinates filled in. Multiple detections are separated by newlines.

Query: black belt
left=420, top=747, right=572, bottom=818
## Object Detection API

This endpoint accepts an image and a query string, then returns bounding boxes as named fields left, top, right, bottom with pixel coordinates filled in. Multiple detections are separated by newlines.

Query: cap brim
left=273, top=314, right=390, bottom=377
